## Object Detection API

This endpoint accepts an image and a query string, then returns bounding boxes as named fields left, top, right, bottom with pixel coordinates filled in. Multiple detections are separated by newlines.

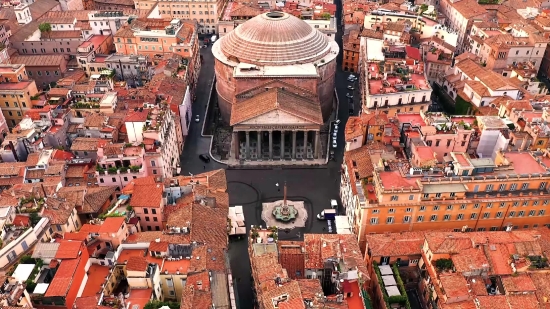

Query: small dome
left=219, top=11, right=331, bottom=65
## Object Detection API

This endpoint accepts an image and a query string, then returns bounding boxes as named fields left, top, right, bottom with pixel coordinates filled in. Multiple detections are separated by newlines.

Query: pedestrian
left=203, top=165, right=206, bottom=170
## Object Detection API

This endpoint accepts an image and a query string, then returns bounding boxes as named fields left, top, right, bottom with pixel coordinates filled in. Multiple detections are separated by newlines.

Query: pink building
left=124, top=177, right=165, bottom=231
left=401, top=113, right=475, bottom=162
left=95, top=143, right=148, bottom=190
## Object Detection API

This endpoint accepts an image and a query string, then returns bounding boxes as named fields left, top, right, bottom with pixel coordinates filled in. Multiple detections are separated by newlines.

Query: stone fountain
left=261, top=182, right=307, bottom=229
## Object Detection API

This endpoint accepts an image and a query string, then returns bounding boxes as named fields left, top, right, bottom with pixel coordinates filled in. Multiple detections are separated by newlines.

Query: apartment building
left=438, top=0, right=487, bottom=52
left=114, top=18, right=198, bottom=62
left=442, top=57, right=522, bottom=106
left=420, top=36, right=455, bottom=86
left=364, top=229, right=550, bottom=309
left=341, top=144, right=550, bottom=251
left=343, top=27, right=362, bottom=73
left=124, top=106, right=181, bottom=179
left=134, top=0, right=226, bottom=34
left=359, top=59, right=432, bottom=115
left=0, top=65, right=39, bottom=128
left=104, top=54, right=153, bottom=87
left=248, top=227, right=372, bottom=309
left=95, top=143, right=148, bottom=189
left=467, top=23, right=549, bottom=74
left=9, top=55, right=68, bottom=90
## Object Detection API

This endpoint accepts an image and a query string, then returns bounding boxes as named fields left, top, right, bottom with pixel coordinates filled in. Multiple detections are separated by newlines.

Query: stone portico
left=228, top=87, right=325, bottom=165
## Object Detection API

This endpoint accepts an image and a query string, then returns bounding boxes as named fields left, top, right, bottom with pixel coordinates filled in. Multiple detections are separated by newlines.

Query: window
left=386, top=217, right=394, bottom=224
left=490, top=227, right=499, bottom=231
left=521, top=183, right=529, bottom=190
left=370, top=218, right=378, bottom=224
left=409, top=195, right=414, bottom=200
left=151, top=160, right=156, bottom=167
left=470, top=213, right=477, bottom=219
left=433, top=205, right=440, bottom=211
left=457, top=213, right=464, bottom=220
left=152, top=209, right=157, bottom=215
left=474, top=203, right=480, bottom=209
left=372, top=209, right=379, bottom=214
left=460, top=204, right=466, bottom=210
left=450, top=192, right=456, bottom=197
left=486, top=203, right=493, bottom=209
left=153, top=217, right=158, bottom=221
left=145, top=216, right=150, bottom=221
left=498, top=184, right=506, bottom=191
left=446, top=205, right=453, bottom=211
left=166, top=278, right=174, bottom=287
left=483, top=212, right=490, bottom=219
left=540, top=182, right=547, bottom=190
left=406, top=207, right=412, bottom=212
left=539, top=210, right=545, bottom=216
left=444, top=214, right=451, bottom=221
left=523, top=201, right=529, bottom=206
left=417, top=215, right=424, bottom=222
left=391, top=195, right=398, bottom=201
left=435, top=193, right=442, bottom=198
left=545, top=200, right=549, bottom=205
left=534, top=200, right=539, bottom=206
left=500, top=202, right=506, bottom=208
left=510, top=183, right=517, bottom=191
left=420, top=206, right=426, bottom=211
left=144, top=208, right=148, bottom=214
left=388, top=208, right=395, bottom=213
left=423, top=193, right=429, bottom=198
left=513, top=201, right=519, bottom=207
left=430, top=215, right=438, bottom=221
left=509, top=211, right=515, bottom=217
left=486, top=184, right=493, bottom=192
left=496, top=212, right=503, bottom=218
left=528, top=210, right=536, bottom=216
left=518, top=211, right=525, bottom=217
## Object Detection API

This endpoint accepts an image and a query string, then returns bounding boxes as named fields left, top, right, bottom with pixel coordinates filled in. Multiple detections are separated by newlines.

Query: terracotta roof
left=65, top=165, right=86, bottom=178
left=81, top=186, right=116, bottom=214
left=55, top=241, right=83, bottom=259
left=12, top=215, right=30, bottom=227
left=70, top=138, right=108, bottom=152
left=445, top=0, right=486, bottom=19
left=74, top=296, right=111, bottom=309
left=439, top=273, right=469, bottom=298
left=98, top=217, right=125, bottom=234
left=45, top=257, right=81, bottom=297
left=84, top=113, right=107, bottom=128
left=125, top=231, right=190, bottom=244
left=10, top=54, right=66, bottom=67
left=425, top=233, right=473, bottom=254
left=190, top=203, right=229, bottom=248
left=365, top=231, right=425, bottom=257
left=114, top=25, right=134, bottom=38
left=0, top=162, right=26, bottom=177
left=502, top=274, right=537, bottom=293
left=129, top=181, right=164, bottom=208
left=507, top=294, right=541, bottom=309
left=149, top=240, right=169, bottom=252
left=123, top=109, right=148, bottom=122
left=47, top=30, right=82, bottom=39
left=344, top=146, right=374, bottom=179
left=43, top=197, right=77, bottom=225
left=451, top=247, right=489, bottom=273
left=230, top=87, right=323, bottom=125
left=126, top=256, right=149, bottom=271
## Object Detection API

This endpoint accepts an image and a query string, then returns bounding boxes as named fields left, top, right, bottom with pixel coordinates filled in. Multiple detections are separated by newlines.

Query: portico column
left=233, top=131, right=239, bottom=160
left=292, top=130, right=297, bottom=160
left=245, top=131, right=250, bottom=160
left=269, top=131, right=273, bottom=160
left=281, top=131, right=285, bottom=160
left=314, top=130, right=321, bottom=159
left=257, top=131, right=262, bottom=161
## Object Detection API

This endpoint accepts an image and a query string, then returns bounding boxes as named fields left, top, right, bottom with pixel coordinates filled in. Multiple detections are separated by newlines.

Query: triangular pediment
left=238, top=109, right=315, bottom=125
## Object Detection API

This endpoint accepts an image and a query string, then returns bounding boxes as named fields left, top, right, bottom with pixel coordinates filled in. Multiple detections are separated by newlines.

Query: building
left=95, top=143, right=148, bottom=189
left=364, top=229, right=550, bottom=309
left=126, top=177, right=165, bottom=231
left=134, top=0, right=227, bottom=34
left=9, top=55, right=68, bottom=90
left=249, top=227, right=372, bottom=309
left=438, top=0, right=487, bottom=52
left=359, top=59, right=432, bottom=116
left=341, top=144, right=550, bottom=250
left=0, top=67, right=39, bottom=128
left=213, top=11, right=339, bottom=165
left=104, top=54, right=153, bottom=87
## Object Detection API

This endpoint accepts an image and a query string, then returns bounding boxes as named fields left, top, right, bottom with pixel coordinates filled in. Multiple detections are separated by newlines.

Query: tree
left=419, top=4, right=429, bottom=14
left=38, top=23, right=52, bottom=40
left=29, top=213, right=40, bottom=226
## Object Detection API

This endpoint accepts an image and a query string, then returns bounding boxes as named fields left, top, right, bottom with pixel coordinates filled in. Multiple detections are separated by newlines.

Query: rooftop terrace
left=367, top=61, right=430, bottom=95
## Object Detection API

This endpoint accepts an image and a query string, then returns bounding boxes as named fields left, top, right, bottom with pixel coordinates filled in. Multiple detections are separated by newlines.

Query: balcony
left=96, top=165, right=145, bottom=176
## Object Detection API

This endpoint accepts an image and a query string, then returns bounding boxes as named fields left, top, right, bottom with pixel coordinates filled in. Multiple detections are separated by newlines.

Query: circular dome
left=219, top=11, right=331, bottom=65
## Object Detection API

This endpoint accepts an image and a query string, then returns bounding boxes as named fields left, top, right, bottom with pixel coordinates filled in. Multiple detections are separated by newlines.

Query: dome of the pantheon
left=219, top=11, right=332, bottom=65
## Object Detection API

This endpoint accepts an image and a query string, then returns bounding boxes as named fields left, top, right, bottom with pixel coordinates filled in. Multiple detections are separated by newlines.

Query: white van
left=330, top=199, right=338, bottom=209
left=211, top=35, right=217, bottom=42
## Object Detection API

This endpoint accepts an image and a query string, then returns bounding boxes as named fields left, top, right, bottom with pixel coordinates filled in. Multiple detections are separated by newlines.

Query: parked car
left=332, top=131, right=337, bottom=138
left=199, top=154, right=210, bottom=163
left=332, top=140, right=337, bottom=148
left=335, top=119, right=341, bottom=124
left=347, top=85, right=355, bottom=90
left=346, top=93, right=353, bottom=98
left=347, top=74, right=357, bottom=82
left=195, top=115, right=200, bottom=122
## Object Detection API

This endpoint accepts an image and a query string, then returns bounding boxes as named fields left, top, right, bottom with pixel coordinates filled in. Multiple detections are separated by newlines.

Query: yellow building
left=0, top=64, right=39, bottom=128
